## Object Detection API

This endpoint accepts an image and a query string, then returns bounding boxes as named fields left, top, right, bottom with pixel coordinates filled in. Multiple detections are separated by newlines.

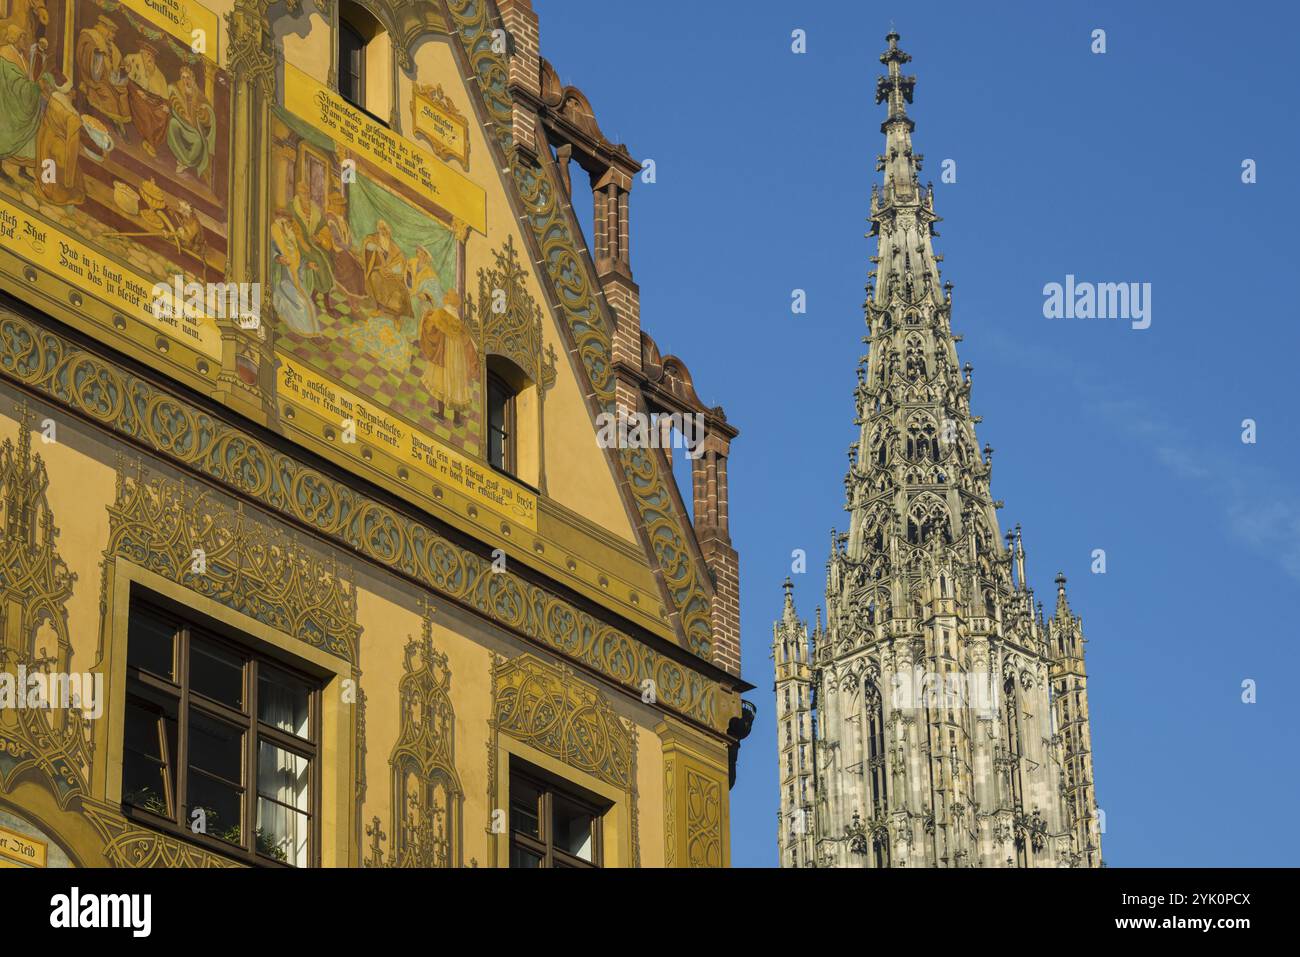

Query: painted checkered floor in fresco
left=280, top=293, right=482, bottom=457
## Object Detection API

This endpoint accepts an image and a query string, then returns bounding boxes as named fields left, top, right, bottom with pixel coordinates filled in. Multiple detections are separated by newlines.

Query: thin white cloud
left=983, top=331, right=1300, bottom=583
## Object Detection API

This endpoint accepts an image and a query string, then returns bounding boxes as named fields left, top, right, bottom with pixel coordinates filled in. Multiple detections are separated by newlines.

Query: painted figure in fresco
left=0, top=1, right=48, bottom=48
left=123, top=43, right=170, bottom=156
left=362, top=219, right=412, bottom=320
left=418, top=289, right=478, bottom=417
left=172, top=200, right=206, bottom=263
left=318, top=189, right=366, bottom=300
left=0, top=25, right=40, bottom=174
left=166, top=65, right=215, bottom=178
left=271, top=215, right=323, bottom=336
left=75, top=15, right=130, bottom=133
left=407, top=245, right=446, bottom=326
left=34, top=71, right=85, bottom=205
left=290, top=178, right=333, bottom=300
left=26, top=32, right=46, bottom=80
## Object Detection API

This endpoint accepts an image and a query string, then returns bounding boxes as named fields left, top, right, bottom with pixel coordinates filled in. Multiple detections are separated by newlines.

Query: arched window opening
left=338, top=3, right=391, bottom=122
left=1004, top=675, right=1028, bottom=866
left=906, top=498, right=950, bottom=546
left=338, top=16, right=366, bottom=108
left=906, top=418, right=937, bottom=462
left=484, top=355, right=538, bottom=484
left=864, top=681, right=890, bottom=867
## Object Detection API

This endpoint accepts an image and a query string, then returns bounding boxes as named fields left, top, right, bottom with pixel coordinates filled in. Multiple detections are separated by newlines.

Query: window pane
left=190, top=636, right=244, bottom=709
left=123, top=701, right=175, bottom=815
left=256, top=797, right=309, bottom=867
left=128, top=607, right=177, bottom=679
left=552, top=795, right=595, bottom=862
left=488, top=429, right=505, bottom=471
left=510, top=844, right=542, bottom=868
left=257, top=742, right=309, bottom=812
left=258, top=666, right=310, bottom=738
left=188, top=710, right=244, bottom=844
left=188, top=711, right=244, bottom=784
left=510, top=778, right=540, bottom=839
left=487, top=376, right=511, bottom=470
left=123, top=750, right=170, bottom=815
left=188, top=772, right=243, bottom=846
left=488, top=379, right=507, bottom=432
left=339, top=23, right=364, bottom=105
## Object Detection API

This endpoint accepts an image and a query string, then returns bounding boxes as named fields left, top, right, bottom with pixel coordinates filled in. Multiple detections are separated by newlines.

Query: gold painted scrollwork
left=0, top=308, right=729, bottom=732
left=84, top=802, right=240, bottom=868
left=658, top=721, right=728, bottom=868
left=105, top=462, right=362, bottom=667
left=493, top=655, right=632, bottom=790
left=684, top=767, right=721, bottom=868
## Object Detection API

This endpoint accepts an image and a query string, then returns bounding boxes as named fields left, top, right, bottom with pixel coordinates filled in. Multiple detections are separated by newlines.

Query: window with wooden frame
left=486, top=370, right=517, bottom=475
left=337, top=15, right=366, bottom=109
left=121, top=599, right=320, bottom=867
left=337, top=2, right=391, bottom=125
left=508, top=764, right=606, bottom=868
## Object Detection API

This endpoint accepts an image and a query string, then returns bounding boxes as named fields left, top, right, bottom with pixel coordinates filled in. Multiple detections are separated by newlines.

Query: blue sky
left=534, top=0, right=1300, bottom=866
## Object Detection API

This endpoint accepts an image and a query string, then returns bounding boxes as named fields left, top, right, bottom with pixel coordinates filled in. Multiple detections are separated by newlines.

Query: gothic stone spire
left=776, top=32, right=1101, bottom=869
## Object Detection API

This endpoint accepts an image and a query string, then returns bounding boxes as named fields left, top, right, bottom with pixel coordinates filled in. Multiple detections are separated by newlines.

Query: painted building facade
left=774, top=32, right=1101, bottom=869
left=0, top=0, right=750, bottom=869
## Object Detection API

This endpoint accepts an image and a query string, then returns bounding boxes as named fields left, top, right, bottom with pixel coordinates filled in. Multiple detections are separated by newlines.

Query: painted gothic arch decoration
left=0, top=403, right=88, bottom=807
left=368, top=603, right=464, bottom=868
left=471, top=236, right=558, bottom=396
left=491, top=653, right=633, bottom=791
left=488, top=652, right=640, bottom=866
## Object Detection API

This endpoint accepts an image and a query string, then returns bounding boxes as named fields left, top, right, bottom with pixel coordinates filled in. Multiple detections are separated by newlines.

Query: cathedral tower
left=773, top=31, right=1101, bottom=868
left=774, top=578, right=815, bottom=867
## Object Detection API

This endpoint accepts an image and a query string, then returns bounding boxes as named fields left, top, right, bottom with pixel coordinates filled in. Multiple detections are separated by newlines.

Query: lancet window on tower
left=870, top=424, right=890, bottom=466
left=906, top=496, right=950, bottom=546
left=1003, top=672, right=1030, bottom=865
left=870, top=524, right=885, bottom=554
left=905, top=415, right=938, bottom=462
left=904, top=335, right=927, bottom=381
left=863, top=680, right=890, bottom=867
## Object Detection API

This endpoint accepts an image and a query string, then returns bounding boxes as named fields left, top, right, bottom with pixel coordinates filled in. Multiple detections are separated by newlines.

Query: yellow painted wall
left=0, top=388, right=723, bottom=868
left=283, top=12, right=332, bottom=84
left=398, top=37, right=638, bottom=545
left=0, top=1, right=736, bottom=872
